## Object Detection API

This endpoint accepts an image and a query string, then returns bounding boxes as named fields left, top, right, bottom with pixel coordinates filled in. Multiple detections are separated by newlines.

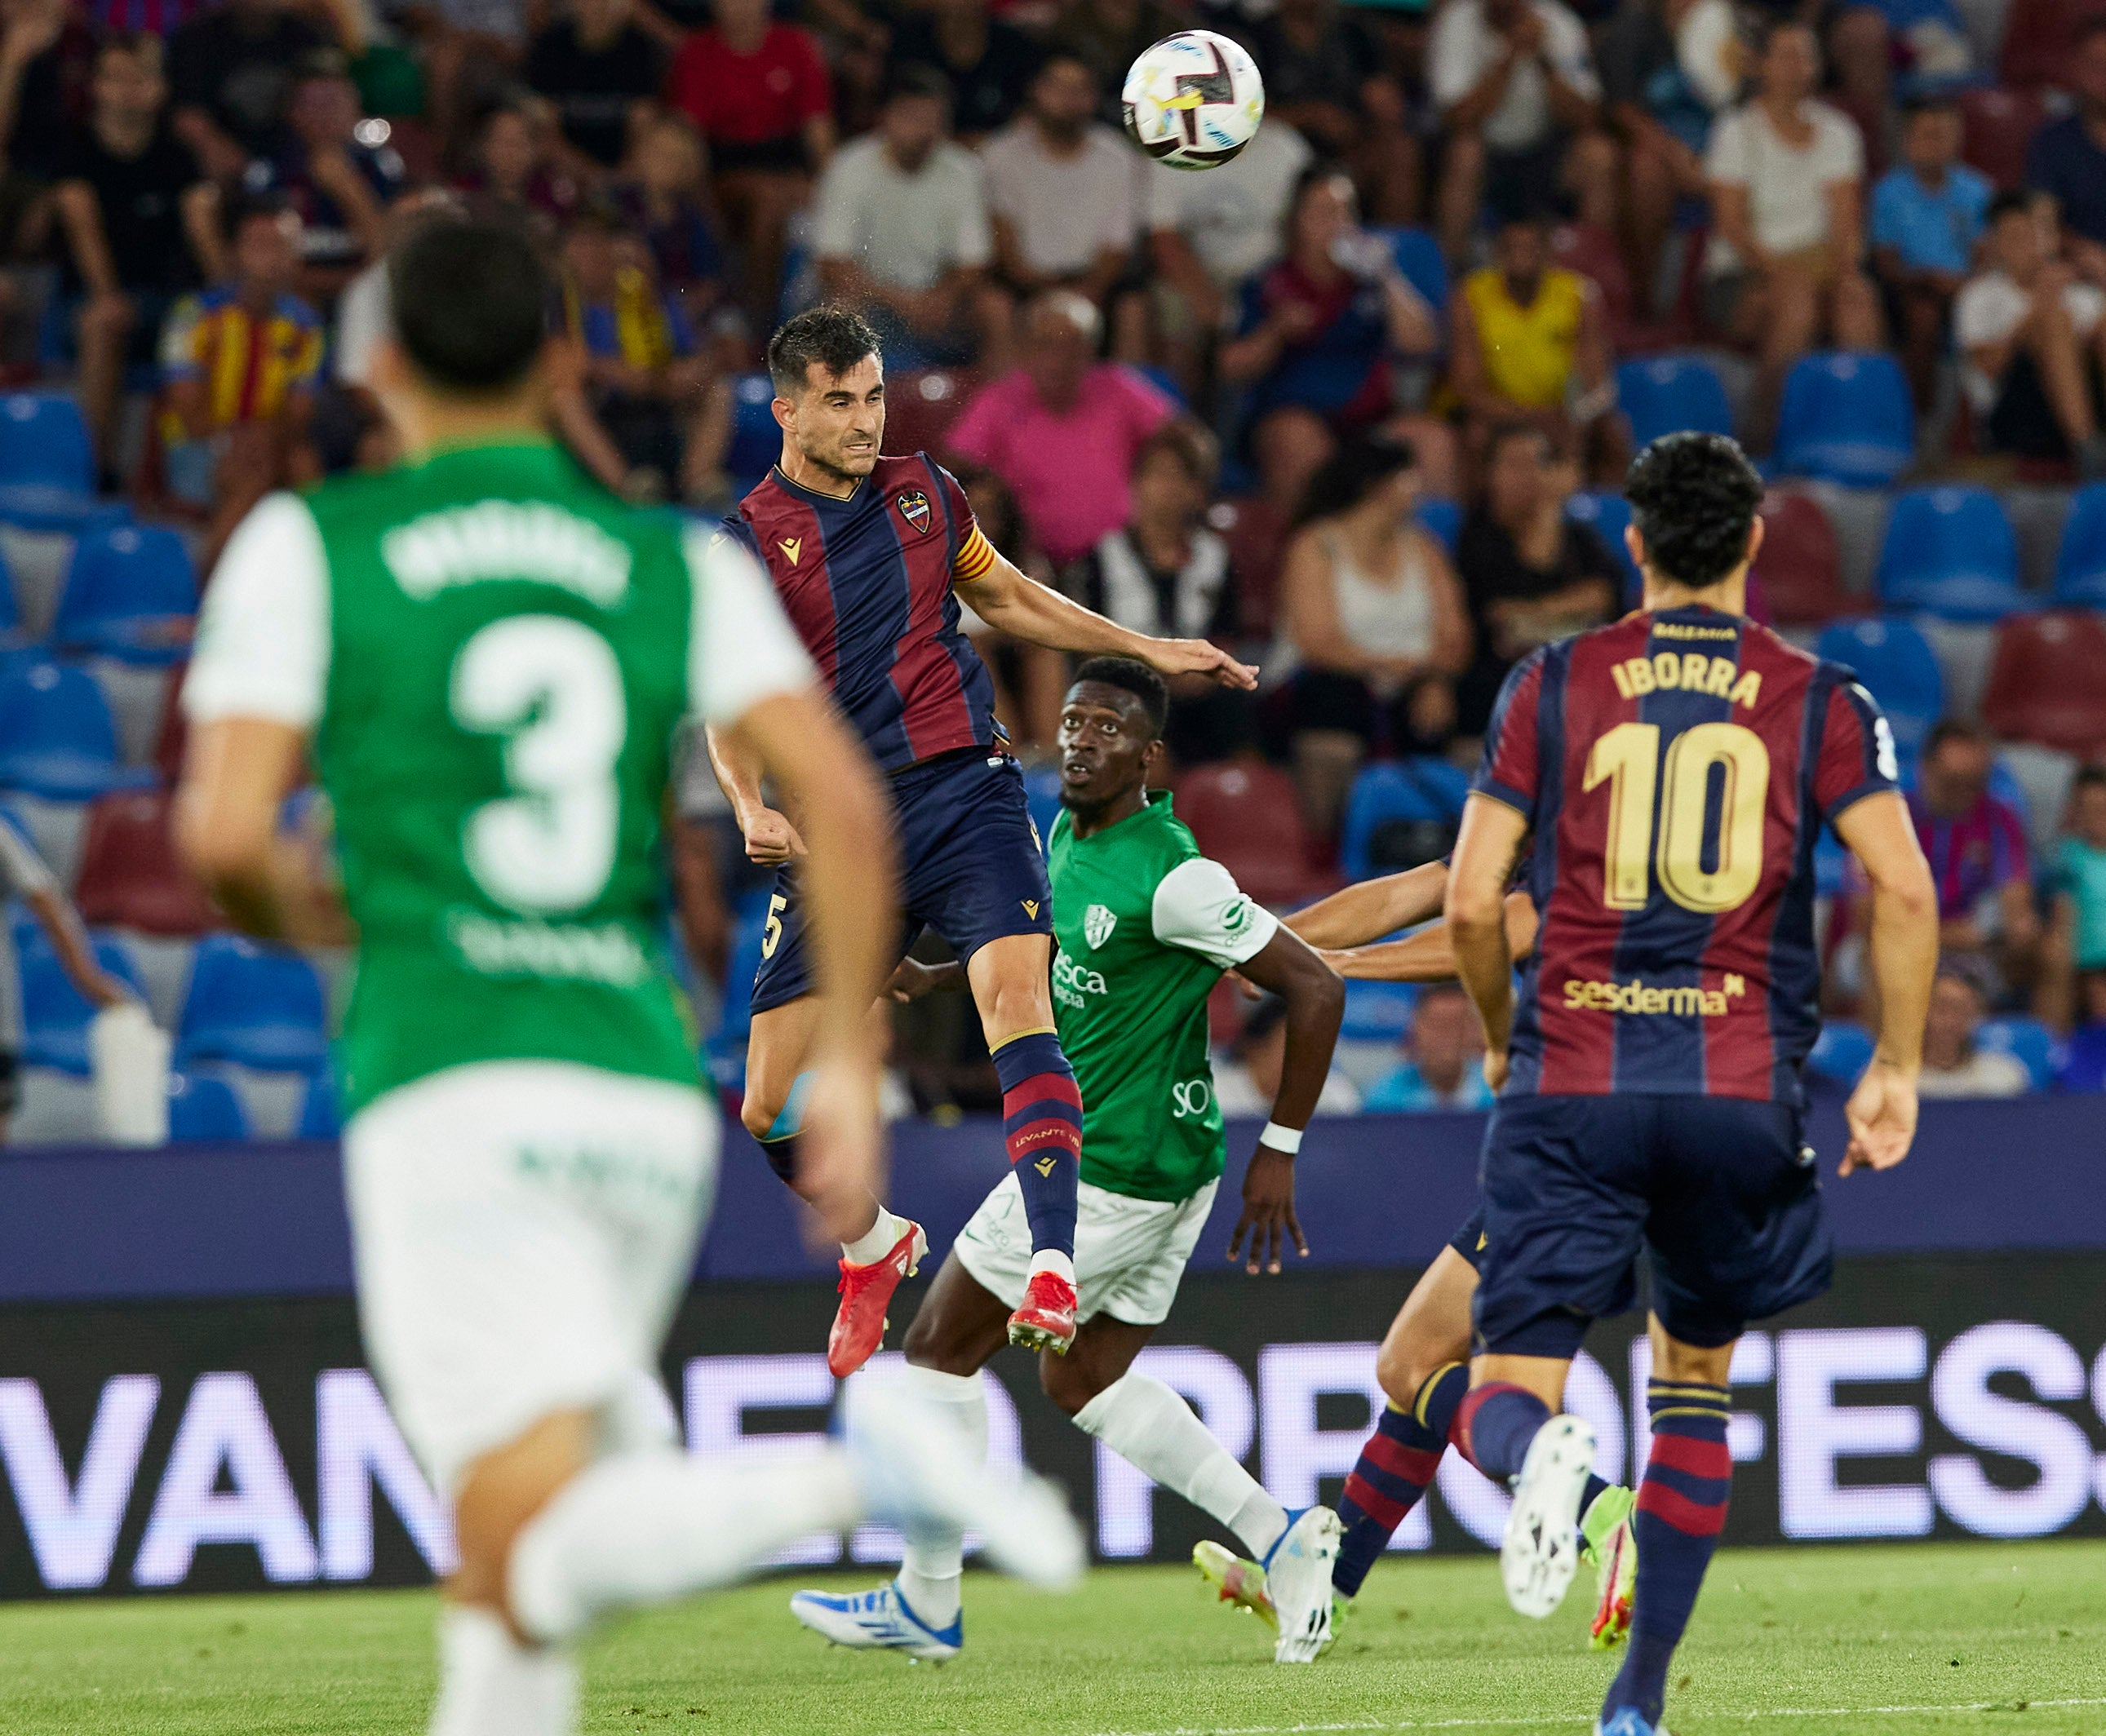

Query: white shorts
left=343, top=1061, right=716, bottom=1493
left=953, top=1171, right=1217, bottom=1328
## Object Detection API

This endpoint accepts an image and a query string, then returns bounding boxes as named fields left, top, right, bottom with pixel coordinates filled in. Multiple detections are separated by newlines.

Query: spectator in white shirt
left=1703, top=20, right=1882, bottom=450
left=1428, top=0, right=1616, bottom=265
left=1954, top=191, right=2106, bottom=478
left=1916, top=963, right=2032, bottom=1099
left=813, top=67, right=1010, bottom=367
left=980, top=51, right=1138, bottom=317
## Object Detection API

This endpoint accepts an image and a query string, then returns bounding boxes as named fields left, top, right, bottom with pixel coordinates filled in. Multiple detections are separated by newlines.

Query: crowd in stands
left=5, top=0, right=2106, bottom=1138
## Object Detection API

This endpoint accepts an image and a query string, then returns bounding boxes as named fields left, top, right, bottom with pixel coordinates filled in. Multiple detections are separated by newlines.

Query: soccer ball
left=1122, top=30, right=1265, bottom=171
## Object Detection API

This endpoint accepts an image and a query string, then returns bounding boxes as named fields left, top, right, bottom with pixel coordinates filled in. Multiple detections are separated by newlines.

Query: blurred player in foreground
left=796, top=658, right=1348, bottom=1665
left=711, top=305, right=1256, bottom=1371
left=1195, top=860, right=1642, bottom=1652
left=1447, top=433, right=1936, bottom=1736
left=175, top=220, right=1081, bottom=1736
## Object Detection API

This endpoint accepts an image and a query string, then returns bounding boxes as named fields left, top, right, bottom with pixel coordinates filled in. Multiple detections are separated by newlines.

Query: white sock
left=509, top=1446, right=862, bottom=1644
left=428, top=1605, right=577, bottom=1736
left=893, top=1364, right=986, bottom=1630
left=842, top=1203, right=908, bottom=1265
left=1074, top=1373, right=1288, bottom=1561
left=1026, top=1249, right=1076, bottom=1286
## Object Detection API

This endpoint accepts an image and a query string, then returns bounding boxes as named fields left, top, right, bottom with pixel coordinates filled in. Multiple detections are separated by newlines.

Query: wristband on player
left=1259, top=1121, right=1305, bottom=1155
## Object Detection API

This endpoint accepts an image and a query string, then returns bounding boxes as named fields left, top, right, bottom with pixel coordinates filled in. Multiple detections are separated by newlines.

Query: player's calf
left=1333, top=1362, right=1467, bottom=1601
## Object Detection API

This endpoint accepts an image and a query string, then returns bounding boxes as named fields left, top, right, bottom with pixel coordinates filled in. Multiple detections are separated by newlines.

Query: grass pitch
left=0, top=1541, right=2100, bottom=1735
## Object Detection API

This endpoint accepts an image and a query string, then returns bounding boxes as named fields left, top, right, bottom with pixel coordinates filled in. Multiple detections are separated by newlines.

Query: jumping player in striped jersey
left=708, top=306, right=1257, bottom=1374
left=1446, top=433, right=1937, bottom=1736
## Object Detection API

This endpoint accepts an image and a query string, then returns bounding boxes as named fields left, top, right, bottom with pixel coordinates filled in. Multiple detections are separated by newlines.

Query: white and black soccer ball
left=1121, top=30, right=1265, bottom=172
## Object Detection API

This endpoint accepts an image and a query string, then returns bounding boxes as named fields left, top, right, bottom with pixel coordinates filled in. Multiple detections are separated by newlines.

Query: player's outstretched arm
left=1445, top=794, right=1532, bottom=1092
left=956, top=549, right=1257, bottom=689
left=1225, top=928, right=1344, bottom=1276
left=1283, top=861, right=1451, bottom=950
left=1325, top=892, right=1539, bottom=982
left=1833, top=789, right=1938, bottom=1177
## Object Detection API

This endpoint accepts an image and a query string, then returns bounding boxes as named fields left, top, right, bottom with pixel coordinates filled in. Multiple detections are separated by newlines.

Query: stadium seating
left=295, top=1070, right=341, bottom=1140
left=52, top=522, right=197, bottom=664
left=1959, top=86, right=2047, bottom=188
left=0, top=393, right=99, bottom=531
left=0, top=659, right=149, bottom=801
left=1816, top=617, right=1946, bottom=755
left=1875, top=486, right=2024, bottom=620
left=2000, top=0, right=2106, bottom=88
left=1566, top=491, right=1640, bottom=602
left=174, top=934, right=330, bottom=1073
left=73, top=790, right=221, bottom=936
left=0, top=541, right=18, bottom=642
left=1377, top=226, right=1448, bottom=318
left=1022, top=764, right=1062, bottom=848
left=2051, top=484, right=2106, bottom=607
left=1340, top=979, right=1418, bottom=1044
left=1415, top=497, right=1461, bottom=555
left=1980, top=610, right=2106, bottom=753
left=883, top=369, right=982, bottom=461
left=1207, top=497, right=1289, bottom=637
left=2060, top=1023, right=2106, bottom=1092
left=167, top=1071, right=249, bottom=1141
left=16, top=921, right=147, bottom=1075
left=1977, top=1016, right=2061, bottom=1091
left=1173, top=761, right=1328, bottom=904
left=1339, top=758, right=1469, bottom=881
left=1774, top=352, right=1916, bottom=487
left=1807, top=1021, right=1874, bottom=1086
left=1551, top=222, right=1644, bottom=353
left=726, top=373, right=778, bottom=487
left=1752, top=490, right=1854, bottom=626
left=1616, top=356, right=1734, bottom=448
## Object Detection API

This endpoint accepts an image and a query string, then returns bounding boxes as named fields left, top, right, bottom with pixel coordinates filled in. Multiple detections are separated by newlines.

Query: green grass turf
left=0, top=1541, right=2101, bottom=1735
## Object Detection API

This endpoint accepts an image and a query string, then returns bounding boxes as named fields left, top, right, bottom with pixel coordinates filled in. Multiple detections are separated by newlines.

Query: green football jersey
left=1047, top=793, right=1278, bottom=1202
left=184, top=441, right=814, bottom=1115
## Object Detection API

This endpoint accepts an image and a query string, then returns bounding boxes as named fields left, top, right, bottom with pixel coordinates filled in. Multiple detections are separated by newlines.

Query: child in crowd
left=1871, top=96, right=1992, bottom=410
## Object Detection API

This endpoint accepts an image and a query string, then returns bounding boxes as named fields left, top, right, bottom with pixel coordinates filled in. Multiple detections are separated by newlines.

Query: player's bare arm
left=1224, top=928, right=1343, bottom=1276
left=1445, top=793, right=1532, bottom=1092
left=1833, top=788, right=1938, bottom=1178
left=1324, top=892, right=1539, bottom=982
left=704, top=722, right=806, bottom=864
left=1283, top=860, right=1450, bottom=949
left=955, top=549, right=1259, bottom=691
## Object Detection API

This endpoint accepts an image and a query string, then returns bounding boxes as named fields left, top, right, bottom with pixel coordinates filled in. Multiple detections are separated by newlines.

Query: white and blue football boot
left=1265, top=1505, right=1343, bottom=1663
left=789, top=1579, right=963, bottom=1663
left=1597, top=1708, right=1671, bottom=1736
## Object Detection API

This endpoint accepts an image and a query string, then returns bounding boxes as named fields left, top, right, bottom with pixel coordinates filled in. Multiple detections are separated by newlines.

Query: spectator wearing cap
left=2024, top=19, right=2106, bottom=286
left=886, top=0, right=1040, bottom=145
left=525, top=0, right=662, bottom=176
left=1702, top=20, right=1882, bottom=451
left=947, top=290, right=1173, bottom=566
left=1363, top=984, right=1494, bottom=1112
left=167, top=0, right=330, bottom=179
left=1871, top=96, right=1991, bottom=414
left=813, top=67, right=1009, bottom=367
left=1213, top=994, right=1363, bottom=1118
left=1916, top=960, right=2032, bottom=1098
left=1246, top=0, right=1421, bottom=227
left=1907, top=718, right=2040, bottom=990
left=255, top=50, right=403, bottom=300
left=1426, top=0, right=1616, bottom=265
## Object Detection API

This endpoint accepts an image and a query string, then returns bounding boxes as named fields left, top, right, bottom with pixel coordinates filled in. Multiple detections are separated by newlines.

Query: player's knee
left=449, top=1411, right=593, bottom=1616
left=738, top=1092, right=779, bottom=1142
left=1039, top=1353, right=1101, bottom=1417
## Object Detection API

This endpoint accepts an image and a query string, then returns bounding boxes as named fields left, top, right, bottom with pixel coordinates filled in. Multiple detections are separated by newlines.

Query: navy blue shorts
left=750, top=748, right=1053, bottom=1016
left=1447, top=1201, right=1638, bottom=1321
left=1473, top=1093, right=1832, bottom=1358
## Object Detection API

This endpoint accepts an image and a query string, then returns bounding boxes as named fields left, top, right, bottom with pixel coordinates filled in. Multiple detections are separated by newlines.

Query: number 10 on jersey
left=1584, top=721, right=1770, bottom=915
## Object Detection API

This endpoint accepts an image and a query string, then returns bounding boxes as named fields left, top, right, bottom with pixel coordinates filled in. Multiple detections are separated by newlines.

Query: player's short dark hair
left=1622, top=432, right=1764, bottom=591
left=389, top=219, right=549, bottom=395
left=768, top=304, right=882, bottom=398
left=1987, top=188, right=2036, bottom=227
left=1072, top=656, right=1168, bottom=739
left=1924, top=716, right=1989, bottom=759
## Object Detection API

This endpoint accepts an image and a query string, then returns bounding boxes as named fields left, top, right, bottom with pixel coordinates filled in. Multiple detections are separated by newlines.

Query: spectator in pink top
left=946, top=290, right=1174, bottom=565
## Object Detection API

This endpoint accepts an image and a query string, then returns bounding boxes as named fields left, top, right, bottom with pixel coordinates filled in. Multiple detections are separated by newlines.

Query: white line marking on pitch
left=1082, top=1697, right=2106, bottom=1736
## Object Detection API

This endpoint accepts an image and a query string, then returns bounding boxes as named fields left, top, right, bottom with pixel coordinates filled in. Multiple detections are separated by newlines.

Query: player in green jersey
left=175, top=219, right=1081, bottom=1736
left=787, top=657, right=1352, bottom=1667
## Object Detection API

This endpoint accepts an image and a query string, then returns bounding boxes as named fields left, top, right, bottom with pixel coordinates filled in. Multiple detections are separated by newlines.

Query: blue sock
left=991, top=1029, right=1080, bottom=1260
left=1334, top=1362, right=1466, bottom=1597
left=1454, top=1381, right=1551, bottom=1484
left=1604, top=1381, right=1732, bottom=1728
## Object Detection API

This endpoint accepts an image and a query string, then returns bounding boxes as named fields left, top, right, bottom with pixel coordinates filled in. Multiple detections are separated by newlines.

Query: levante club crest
left=897, top=489, right=932, bottom=534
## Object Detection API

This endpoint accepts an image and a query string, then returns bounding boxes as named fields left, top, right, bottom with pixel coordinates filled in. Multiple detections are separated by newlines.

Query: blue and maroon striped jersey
left=1474, top=604, right=1900, bottom=1104
left=725, top=454, right=1002, bottom=773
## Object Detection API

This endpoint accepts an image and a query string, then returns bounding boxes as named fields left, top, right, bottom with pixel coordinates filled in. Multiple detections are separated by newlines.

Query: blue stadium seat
left=1376, top=226, right=1448, bottom=315
left=1976, top=1016, right=2059, bottom=1092
left=0, top=540, right=17, bottom=642
left=53, top=522, right=197, bottom=663
left=2059, top=1024, right=2106, bottom=1092
left=726, top=372, right=778, bottom=487
left=1874, top=486, right=2023, bottom=621
left=1416, top=497, right=1461, bottom=555
left=1339, top=759, right=1470, bottom=881
left=1814, top=618, right=1945, bottom=756
left=1774, top=352, right=1915, bottom=487
left=1616, top=355, right=1734, bottom=447
left=1134, top=364, right=1187, bottom=410
left=1022, top=764, right=1062, bottom=851
left=1807, top=1021, right=1875, bottom=1086
left=2051, top=483, right=2106, bottom=608
left=0, top=659, right=149, bottom=800
left=16, top=921, right=146, bottom=1076
left=1566, top=491, right=1641, bottom=603
left=0, top=392, right=99, bottom=530
left=1340, top=979, right=1418, bottom=1044
left=175, top=934, right=329, bottom=1071
left=168, top=1071, right=249, bottom=1141
left=295, top=1070, right=341, bottom=1139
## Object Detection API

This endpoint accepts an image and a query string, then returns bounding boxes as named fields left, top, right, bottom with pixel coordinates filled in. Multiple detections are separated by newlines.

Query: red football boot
left=1006, top=1269, right=1078, bottom=1354
left=827, top=1219, right=929, bottom=1378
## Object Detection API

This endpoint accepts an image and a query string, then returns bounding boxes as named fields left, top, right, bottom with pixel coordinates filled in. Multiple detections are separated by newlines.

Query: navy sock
left=756, top=1072, right=812, bottom=1188
left=1604, top=1381, right=1732, bottom=1728
left=1452, top=1381, right=1551, bottom=1484
left=1334, top=1362, right=1466, bottom=1597
left=992, top=1029, right=1080, bottom=1260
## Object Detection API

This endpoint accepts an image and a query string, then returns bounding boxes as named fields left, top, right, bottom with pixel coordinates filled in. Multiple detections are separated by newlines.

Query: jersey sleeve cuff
left=1820, top=779, right=1897, bottom=826
left=1470, top=778, right=1533, bottom=818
